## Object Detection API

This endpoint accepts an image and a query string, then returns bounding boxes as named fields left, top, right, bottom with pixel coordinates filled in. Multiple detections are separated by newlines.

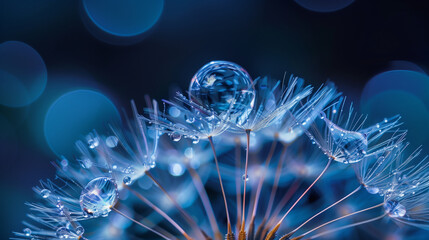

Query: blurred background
left=1, top=0, right=429, bottom=238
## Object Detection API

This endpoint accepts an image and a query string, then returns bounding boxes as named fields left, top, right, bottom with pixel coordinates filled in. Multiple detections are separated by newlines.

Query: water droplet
left=40, top=189, right=51, bottom=198
left=123, top=176, right=132, bottom=185
left=326, top=120, right=368, bottom=164
left=189, top=61, right=255, bottom=125
left=105, top=136, right=119, bottom=148
left=23, top=228, right=31, bottom=236
left=81, top=158, right=93, bottom=169
left=75, top=226, right=84, bottom=236
left=56, top=227, right=71, bottom=238
left=148, top=160, right=156, bottom=168
left=79, top=177, right=118, bottom=217
left=185, top=114, right=195, bottom=123
left=123, top=166, right=135, bottom=174
left=170, top=132, right=182, bottom=142
left=192, top=136, right=200, bottom=144
left=87, top=135, right=100, bottom=149
left=365, top=185, right=380, bottom=194
left=242, top=174, right=249, bottom=181
left=384, top=200, right=406, bottom=218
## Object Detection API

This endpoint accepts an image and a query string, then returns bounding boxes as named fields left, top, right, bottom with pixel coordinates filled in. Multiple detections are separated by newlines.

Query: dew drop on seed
left=23, top=228, right=31, bottom=236
left=185, top=114, right=195, bottom=123
left=123, top=176, right=132, bottom=185
left=56, top=227, right=71, bottom=238
left=384, top=200, right=406, bottom=218
left=79, top=177, right=118, bottom=217
left=75, top=226, right=85, bottom=236
left=40, top=189, right=51, bottom=198
left=192, top=136, right=200, bottom=144
left=365, top=185, right=380, bottom=194
left=325, top=120, right=368, bottom=164
left=189, top=61, right=255, bottom=126
left=87, top=136, right=99, bottom=149
left=105, top=136, right=119, bottom=148
left=170, top=132, right=182, bottom=142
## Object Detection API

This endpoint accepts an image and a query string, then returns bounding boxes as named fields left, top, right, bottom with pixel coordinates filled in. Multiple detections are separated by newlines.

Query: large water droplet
left=326, top=120, right=368, bottom=163
left=384, top=200, right=406, bottom=217
left=242, top=174, right=249, bottom=182
left=79, top=177, right=118, bottom=217
left=189, top=61, right=255, bottom=125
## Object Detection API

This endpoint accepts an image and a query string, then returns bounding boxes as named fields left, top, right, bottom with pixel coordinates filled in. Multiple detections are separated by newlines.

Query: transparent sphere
left=384, top=200, right=406, bottom=218
left=365, top=185, right=380, bottom=194
left=327, top=121, right=368, bottom=164
left=56, top=227, right=71, bottom=238
left=79, top=177, right=119, bottom=217
left=189, top=61, right=255, bottom=125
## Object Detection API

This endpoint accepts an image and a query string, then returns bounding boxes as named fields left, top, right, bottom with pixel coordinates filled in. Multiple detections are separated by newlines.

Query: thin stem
left=124, top=185, right=193, bottom=240
left=208, top=136, right=232, bottom=235
left=251, top=138, right=278, bottom=218
left=145, top=171, right=205, bottom=239
left=257, top=144, right=288, bottom=240
left=240, top=129, right=251, bottom=232
left=186, top=164, right=222, bottom=240
left=112, top=207, right=171, bottom=240
left=281, top=158, right=332, bottom=223
left=297, top=202, right=384, bottom=239
left=308, top=213, right=387, bottom=239
left=266, top=157, right=332, bottom=240
left=263, top=179, right=302, bottom=240
left=288, top=185, right=362, bottom=237
left=264, top=143, right=288, bottom=222
left=235, top=138, right=242, bottom=233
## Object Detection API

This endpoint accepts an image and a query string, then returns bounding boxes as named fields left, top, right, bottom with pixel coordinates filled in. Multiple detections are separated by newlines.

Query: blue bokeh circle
left=82, top=0, right=164, bottom=37
left=295, top=0, right=354, bottom=13
left=44, top=90, right=120, bottom=156
left=0, top=41, right=47, bottom=107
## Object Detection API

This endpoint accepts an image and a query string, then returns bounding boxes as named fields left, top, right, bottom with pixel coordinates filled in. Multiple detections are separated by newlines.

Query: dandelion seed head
left=13, top=62, right=429, bottom=239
